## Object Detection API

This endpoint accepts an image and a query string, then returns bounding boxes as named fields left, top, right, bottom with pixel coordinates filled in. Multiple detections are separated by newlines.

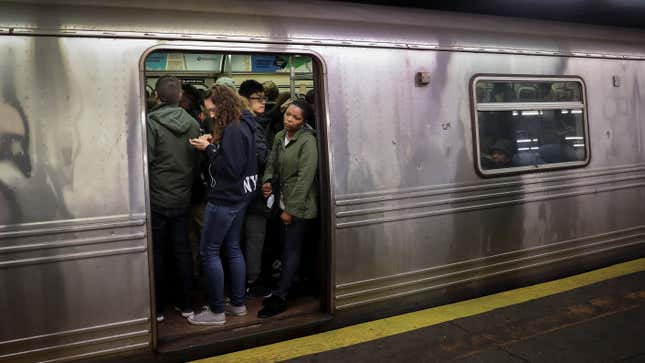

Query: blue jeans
left=200, top=201, right=248, bottom=313
left=151, top=207, right=193, bottom=312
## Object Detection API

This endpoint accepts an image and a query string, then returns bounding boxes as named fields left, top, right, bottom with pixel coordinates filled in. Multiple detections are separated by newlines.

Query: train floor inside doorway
left=157, top=294, right=321, bottom=353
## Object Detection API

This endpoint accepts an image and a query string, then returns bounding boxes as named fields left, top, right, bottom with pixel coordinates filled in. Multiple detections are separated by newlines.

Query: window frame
left=470, top=74, right=591, bottom=177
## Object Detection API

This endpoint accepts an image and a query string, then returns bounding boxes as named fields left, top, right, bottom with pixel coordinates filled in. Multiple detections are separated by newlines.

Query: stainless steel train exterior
left=1, top=0, right=644, bottom=362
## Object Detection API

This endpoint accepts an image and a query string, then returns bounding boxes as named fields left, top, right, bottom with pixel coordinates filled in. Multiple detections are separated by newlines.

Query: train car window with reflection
left=472, top=76, right=590, bottom=176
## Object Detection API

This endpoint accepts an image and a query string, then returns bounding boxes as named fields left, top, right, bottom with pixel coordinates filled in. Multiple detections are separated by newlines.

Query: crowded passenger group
left=146, top=75, right=318, bottom=325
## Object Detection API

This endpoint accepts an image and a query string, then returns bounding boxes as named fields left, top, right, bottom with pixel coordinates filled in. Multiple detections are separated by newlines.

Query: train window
left=476, top=80, right=582, bottom=103
left=472, top=76, right=589, bottom=175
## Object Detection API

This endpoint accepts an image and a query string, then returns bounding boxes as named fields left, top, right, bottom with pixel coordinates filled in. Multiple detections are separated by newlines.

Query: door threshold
left=156, top=295, right=331, bottom=356
left=157, top=310, right=332, bottom=356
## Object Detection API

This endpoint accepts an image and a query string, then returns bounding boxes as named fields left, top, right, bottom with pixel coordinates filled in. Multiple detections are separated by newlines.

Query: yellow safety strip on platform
left=192, top=257, right=645, bottom=363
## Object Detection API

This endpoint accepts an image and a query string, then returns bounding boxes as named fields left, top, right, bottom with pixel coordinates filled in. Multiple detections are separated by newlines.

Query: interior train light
left=521, top=111, right=539, bottom=116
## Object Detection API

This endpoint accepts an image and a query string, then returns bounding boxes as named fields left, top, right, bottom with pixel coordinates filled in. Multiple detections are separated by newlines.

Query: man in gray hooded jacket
left=147, top=76, right=201, bottom=322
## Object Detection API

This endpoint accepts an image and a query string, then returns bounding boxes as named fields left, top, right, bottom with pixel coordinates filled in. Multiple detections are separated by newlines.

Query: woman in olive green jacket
left=259, top=100, right=318, bottom=318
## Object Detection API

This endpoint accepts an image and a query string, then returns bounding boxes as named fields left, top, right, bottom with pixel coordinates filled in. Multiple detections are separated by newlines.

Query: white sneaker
left=156, top=314, right=165, bottom=323
left=188, top=306, right=225, bottom=326
left=225, top=303, right=248, bottom=317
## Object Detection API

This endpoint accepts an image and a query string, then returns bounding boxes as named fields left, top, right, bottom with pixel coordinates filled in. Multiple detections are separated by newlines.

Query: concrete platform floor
left=287, top=271, right=645, bottom=362
left=193, top=258, right=645, bottom=363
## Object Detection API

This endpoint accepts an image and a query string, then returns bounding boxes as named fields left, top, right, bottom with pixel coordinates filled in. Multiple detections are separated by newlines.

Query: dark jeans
left=273, top=219, right=310, bottom=299
left=260, top=217, right=282, bottom=283
left=201, top=201, right=248, bottom=313
left=152, top=207, right=193, bottom=312
left=189, top=202, right=206, bottom=278
left=243, top=197, right=267, bottom=283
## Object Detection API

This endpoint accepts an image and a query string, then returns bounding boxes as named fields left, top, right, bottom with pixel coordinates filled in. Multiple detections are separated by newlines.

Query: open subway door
left=143, top=49, right=333, bottom=353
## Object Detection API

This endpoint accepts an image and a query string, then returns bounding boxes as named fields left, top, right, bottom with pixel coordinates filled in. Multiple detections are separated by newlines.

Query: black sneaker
left=262, top=292, right=272, bottom=305
left=258, top=295, right=287, bottom=318
left=247, top=282, right=272, bottom=298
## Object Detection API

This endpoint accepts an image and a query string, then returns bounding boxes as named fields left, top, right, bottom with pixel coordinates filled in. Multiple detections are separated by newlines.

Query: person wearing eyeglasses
left=238, top=80, right=272, bottom=297
left=239, top=79, right=269, bottom=116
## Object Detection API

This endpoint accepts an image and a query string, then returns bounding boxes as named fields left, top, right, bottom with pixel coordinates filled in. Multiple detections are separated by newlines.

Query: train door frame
left=138, top=43, right=335, bottom=350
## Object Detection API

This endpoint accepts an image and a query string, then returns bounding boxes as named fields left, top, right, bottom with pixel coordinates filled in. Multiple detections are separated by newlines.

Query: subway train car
left=1, top=0, right=645, bottom=362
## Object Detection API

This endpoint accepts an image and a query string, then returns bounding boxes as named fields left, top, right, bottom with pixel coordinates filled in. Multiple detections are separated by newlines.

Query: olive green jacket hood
left=147, top=104, right=201, bottom=209
left=148, top=103, right=197, bottom=135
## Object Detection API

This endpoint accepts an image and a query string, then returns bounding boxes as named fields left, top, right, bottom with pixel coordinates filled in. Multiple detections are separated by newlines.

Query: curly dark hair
left=205, top=85, right=242, bottom=144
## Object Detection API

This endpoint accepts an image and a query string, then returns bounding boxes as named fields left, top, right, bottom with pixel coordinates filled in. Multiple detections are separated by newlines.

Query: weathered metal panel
left=0, top=0, right=643, bottom=359
left=1, top=1, right=645, bottom=58
left=0, top=36, right=155, bottom=361
left=327, top=48, right=645, bottom=307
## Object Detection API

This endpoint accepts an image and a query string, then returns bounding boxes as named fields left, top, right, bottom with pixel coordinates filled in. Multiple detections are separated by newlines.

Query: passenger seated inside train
left=493, top=83, right=516, bottom=102
left=481, top=138, right=514, bottom=169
